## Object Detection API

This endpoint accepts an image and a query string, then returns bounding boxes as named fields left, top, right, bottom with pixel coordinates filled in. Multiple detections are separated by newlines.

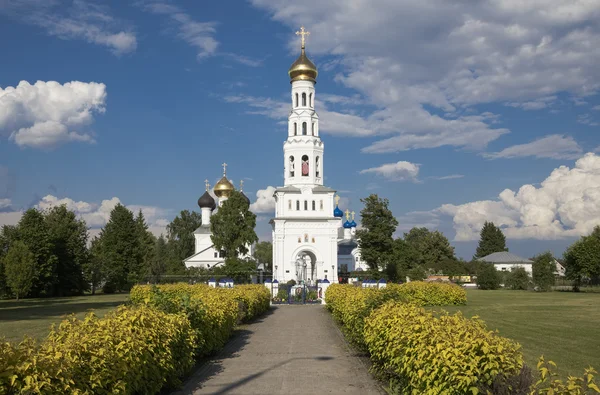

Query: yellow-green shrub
left=531, top=357, right=600, bottom=394
left=1, top=305, right=196, bottom=395
left=364, top=302, right=523, bottom=394
left=385, top=281, right=467, bottom=306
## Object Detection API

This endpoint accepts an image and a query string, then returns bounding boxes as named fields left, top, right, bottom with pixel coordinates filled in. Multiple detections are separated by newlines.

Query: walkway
left=173, top=305, right=383, bottom=395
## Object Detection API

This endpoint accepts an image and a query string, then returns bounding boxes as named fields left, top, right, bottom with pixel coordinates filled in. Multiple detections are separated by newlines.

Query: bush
left=386, top=281, right=467, bottom=306
left=364, top=302, right=524, bottom=394
left=530, top=357, right=600, bottom=394
left=505, top=267, right=531, bottom=290
left=0, top=305, right=196, bottom=394
left=477, top=263, right=502, bottom=290
left=407, top=266, right=427, bottom=281
left=533, top=252, right=556, bottom=292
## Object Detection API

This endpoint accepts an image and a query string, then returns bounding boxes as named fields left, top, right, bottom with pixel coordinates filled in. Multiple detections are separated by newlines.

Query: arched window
left=302, top=92, right=306, bottom=106
left=288, top=200, right=292, bottom=210
left=214, top=252, right=218, bottom=258
left=304, top=200, right=308, bottom=210
left=289, top=156, right=295, bottom=177
left=304, top=234, right=309, bottom=242
left=301, top=155, right=309, bottom=176
left=312, top=122, right=315, bottom=136
left=302, top=122, right=307, bottom=135
left=295, top=93, right=298, bottom=107
left=309, top=93, right=313, bottom=107
left=312, top=201, right=316, bottom=210
left=294, top=123, right=297, bottom=136
left=316, top=156, right=320, bottom=177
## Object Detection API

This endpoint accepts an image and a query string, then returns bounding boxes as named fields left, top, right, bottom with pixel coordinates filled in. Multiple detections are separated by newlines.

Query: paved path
left=174, top=305, right=383, bottom=395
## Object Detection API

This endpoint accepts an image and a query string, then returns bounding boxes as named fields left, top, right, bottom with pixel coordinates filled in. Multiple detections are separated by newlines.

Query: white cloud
left=0, top=80, right=106, bottom=149
left=506, top=96, right=557, bottom=110
left=593, top=105, right=600, bottom=111
left=483, top=134, right=583, bottom=160
left=0, top=198, right=11, bottom=210
left=433, top=152, right=600, bottom=240
left=577, top=114, right=599, bottom=126
left=2, top=0, right=136, bottom=55
left=250, top=186, right=276, bottom=214
left=0, top=211, right=22, bottom=227
left=360, top=161, right=420, bottom=182
left=429, top=174, right=465, bottom=180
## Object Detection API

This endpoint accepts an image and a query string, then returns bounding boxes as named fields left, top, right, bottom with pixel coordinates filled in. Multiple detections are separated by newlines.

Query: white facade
left=494, top=262, right=533, bottom=275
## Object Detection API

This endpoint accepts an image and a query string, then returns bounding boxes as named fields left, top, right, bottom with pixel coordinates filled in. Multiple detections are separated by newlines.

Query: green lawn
left=0, top=293, right=130, bottom=343
left=435, top=289, right=600, bottom=377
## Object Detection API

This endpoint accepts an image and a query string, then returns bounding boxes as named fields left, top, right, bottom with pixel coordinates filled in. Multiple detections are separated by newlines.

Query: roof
left=194, top=225, right=212, bottom=234
left=478, top=251, right=533, bottom=264
left=312, top=186, right=336, bottom=193
left=274, top=186, right=301, bottom=193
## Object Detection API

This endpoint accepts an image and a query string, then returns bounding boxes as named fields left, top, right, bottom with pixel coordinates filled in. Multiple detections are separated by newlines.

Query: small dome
left=350, top=220, right=357, bottom=228
left=334, top=206, right=344, bottom=218
left=343, top=220, right=352, bottom=229
left=241, top=191, right=250, bottom=206
left=289, top=48, right=318, bottom=83
left=214, top=176, right=235, bottom=198
left=198, top=191, right=216, bottom=211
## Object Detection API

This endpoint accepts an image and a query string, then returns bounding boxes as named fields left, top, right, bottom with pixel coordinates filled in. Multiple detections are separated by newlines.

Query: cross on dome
left=205, top=179, right=210, bottom=191
left=351, top=211, right=355, bottom=220
left=335, top=195, right=340, bottom=205
left=345, top=209, right=350, bottom=220
left=222, top=162, right=228, bottom=176
left=296, top=26, right=310, bottom=49
left=239, top=180, right=244, bottom=191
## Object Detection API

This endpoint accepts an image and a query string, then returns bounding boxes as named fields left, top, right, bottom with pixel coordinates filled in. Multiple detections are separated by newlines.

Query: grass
left=0, top=293, right=130, bottom=343
left=434, top=289, right=600, bottom=378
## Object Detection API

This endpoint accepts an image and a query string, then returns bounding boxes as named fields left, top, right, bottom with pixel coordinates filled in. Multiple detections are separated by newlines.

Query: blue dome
left=343, top=220, right=352, bottom=229
left=334, top=205, right=344, bottom=218
left=350, top=220, right=357, bottom=228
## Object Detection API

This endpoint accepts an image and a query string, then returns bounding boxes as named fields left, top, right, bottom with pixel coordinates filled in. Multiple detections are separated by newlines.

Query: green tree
left=474, top=221, right=507, bottom=259
left=505, top=267, right=530, bottom=290
left=148, top=235, right=168, bottom=283
left=0, top=225, right=19, bottom=297
left=532, top=251, right=556, bottom=292
left=564, top=226, right=600, bottom=290
left=385, top=238, right=418, bottom=281
left=17, top=208, right=57, bottom=296
left=133, top=210, right=156, bottom=282
left=85, top=237, right=104, bottom=295
left=217, top=257, right=257, bottom=284
left=166, top=210, right=202, bottom=274
left=210, top=191, right=258, bottom=260
left=254, top=241, right=273, bottom=271
left=407, top=266, right=427, bottom=281
left=44, top=205, right=89, bottom=296
left=404, top=227, right=455, bottom=268
left=476, top=263, right=501, bottom=290
left=355, top=194, right=398, bottom=271
left=95, top=204, right=140, bottom=293
left=4, top=241, right=35, bottom=300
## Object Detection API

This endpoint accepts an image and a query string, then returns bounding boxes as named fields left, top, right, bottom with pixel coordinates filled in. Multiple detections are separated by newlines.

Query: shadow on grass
left=0, top=300, right=127, bottom=322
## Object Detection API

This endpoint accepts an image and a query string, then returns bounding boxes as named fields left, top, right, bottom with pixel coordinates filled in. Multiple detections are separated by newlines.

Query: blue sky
left=1, top=0, right=600, bottom=260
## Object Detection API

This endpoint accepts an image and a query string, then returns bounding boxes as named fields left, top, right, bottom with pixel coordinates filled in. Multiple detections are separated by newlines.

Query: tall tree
left=166, top=210, right=202, bottom=274
left=564, top=226, right=600, bottom=290
left=385, top=237, right=418, bottom=281
left=355, top=194, right=398, bottom=271
left=0, top=225, right=19, bottom=297
left=254, top=241, right=273, bottom=271
left=474, top=221, right=507, bottom=259
left=94, top=204, right=140, bottom=292
left=44, top=205, right=89, bottom=296
left=532, top=252, right=556, bottom=291
left=210, top=191, right=258, bottom=260
left=148, top=235, right=168, bottom=283
left=133, top=210, right=156, bottom=282
left=403, top=227, right=455, bottom=268
left=17, top=208, right=57, bottom=296
left=85, top=237, right=104, bottom=295
left=4, top=241, right=36, bottom=300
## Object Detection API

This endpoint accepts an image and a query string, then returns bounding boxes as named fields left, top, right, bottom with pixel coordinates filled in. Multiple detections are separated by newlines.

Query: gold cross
left=239, top=180, right=244, bottom=191
left=222, top=162, right=227, bottom=176
left=345, top=209, right=350, bottom=220
left=205, top=179, right=210, bottom=191
left=296, top=26, right=310, bottom=49
left=335, top=195, right=340, bottom=205
left=351, top=211, right=355, bottom=220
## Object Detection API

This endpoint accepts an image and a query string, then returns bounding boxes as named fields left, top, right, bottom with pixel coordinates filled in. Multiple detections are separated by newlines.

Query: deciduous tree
left=355, top=194, right=398, bottom=271
left=474, top=221, right=507, bottom=259
left=403, top=227, right=455, bottom=268
left=166, top=210, right=202, bottom=274
left=210, top=191, right=258, bottom=260
left=4, top=241, right=35, bottom=300
left=505, top=267, right=530, bottom=290
left=254, top=241, right=273, bottom=271
left=148, top=235, right=168, bottom=283
left=564, top=226, right=600, bottom=290
left=532, top=251, right=556, bottom=291
left=476, top=263, right=501, bottom=290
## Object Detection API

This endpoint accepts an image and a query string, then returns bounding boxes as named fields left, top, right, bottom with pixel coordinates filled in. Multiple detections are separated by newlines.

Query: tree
left=476, top=263, right=501, bottom=290
left=0, top=225, right=19, bottom=297
left=210, top=191, right=258, bottom=260
left=166, top=210, right=202, bottom=274
left=85, top=237, right=104, bottom=295
left=403, top=227, right=455, bottom=268
left=474, top=221, right=507, bottom=259
left=94, top=204, right=140, bottom=293
left=216, top=257, right=257, bottom=284
left=355, top=194, right=398, bottom=271
left=17, top=208, right=57, bottom=296
left=133, top=209, right=156, bottom=282
left=532, top=252, right=556, bottom=291
left=4, top=241, right=35, bottom=300
left=385, top=238, right=418, bottom=282
left=254, top=241, right=273, bottom=271
left=407, top=266, right=427, bottom=282
left=148, top=235, right=168, bottom=283
left=44, top=205, right=89, bottom=296
left=505, top=267, right=530, bottom=290
left=564, top=226, right=600, bottom=290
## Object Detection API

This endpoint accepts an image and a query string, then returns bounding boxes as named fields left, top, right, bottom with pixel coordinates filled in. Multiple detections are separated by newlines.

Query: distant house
left=478, top=251, right=533, bottom=274
left=553, top=259, right=566, bottom=277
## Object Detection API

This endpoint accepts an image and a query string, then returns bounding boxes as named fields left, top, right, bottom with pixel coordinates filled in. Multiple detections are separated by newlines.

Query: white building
left=184, top=169, right=254, bottom=269
left=270, top=27, right=360, bottom=284
left=478, top=251, right=533, bottom=275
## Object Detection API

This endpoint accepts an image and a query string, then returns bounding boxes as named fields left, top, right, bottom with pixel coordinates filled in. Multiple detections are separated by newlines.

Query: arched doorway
left=295, top=250, right=316, bottom=284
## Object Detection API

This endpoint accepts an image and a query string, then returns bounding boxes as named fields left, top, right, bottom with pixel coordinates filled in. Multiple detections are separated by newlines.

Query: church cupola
left=333, top=195, right=344, bottom=218
left=199, top=180, right=216, bottom=226
left=239, top=180, right=251, bottom=206
left=214, top=163, right=235, bottom=204
left=288, top=26, right=318, bottom=83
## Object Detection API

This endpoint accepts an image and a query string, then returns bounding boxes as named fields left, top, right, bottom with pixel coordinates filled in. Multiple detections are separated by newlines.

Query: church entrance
left=294, top=250, right=317, bottom=284
left=272, top=250, right=321, bottom=304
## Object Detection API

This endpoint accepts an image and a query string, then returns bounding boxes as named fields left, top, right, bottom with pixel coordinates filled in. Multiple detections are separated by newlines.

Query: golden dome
left=214, top=163, right=235, bottom=198
left=288, top=26, right=317, bottom=83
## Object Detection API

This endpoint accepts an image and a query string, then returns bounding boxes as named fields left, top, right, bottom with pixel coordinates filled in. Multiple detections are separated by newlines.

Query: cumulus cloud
left=433, top=152, right=600, bottom=240
left=483, top=135, right=583, bottom=160
left=250, top=186, right=276, bottom=214
left=360, top=161, right=420, bottom=182
left=0, top=80, right=106, bottom=148
left=1, top=0, right=136, bottom=54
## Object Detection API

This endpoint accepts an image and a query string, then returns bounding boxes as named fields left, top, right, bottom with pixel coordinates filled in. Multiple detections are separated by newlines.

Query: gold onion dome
left=214, top=163, right=235, bottom=198
left=288, top=26, right=318, bottom=83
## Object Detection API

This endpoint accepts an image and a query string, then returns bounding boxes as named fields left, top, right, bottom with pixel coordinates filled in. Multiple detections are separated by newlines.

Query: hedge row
left=1, top=305, right=196, bottom=394
left=325, top=282, right=466, bottom=347
left=364, top=301, right=524, bottom=394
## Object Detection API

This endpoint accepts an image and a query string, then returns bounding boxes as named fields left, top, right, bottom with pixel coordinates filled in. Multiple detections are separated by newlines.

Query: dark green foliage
left=254, top=241, right=272, bottom=271
left=385, top=238, right=417, bottom=282
left=0, top=225, right=19, bottom=297
left=404, top=227, right=455, bottom=268
left=133, top=210, right=156, bottom=283
left=355, top=194, right=398, bottom=271
left=85, top=238, right=104, bottom=295
left=166, top=210, right=202, bottom=274
left=532, top=251, right=556, bottom=292
left=505, top=267, right=530, bottom=290
left=149, top=235, right=168, bottom=283
left=564, top=226, right=600, bottom=291
left=215, top=257, right=257, bottom=284
left=407, top=266, right=427, bottom=281
left=4, top=241, right=36, bottom=300
left=474, top=221, right=507, bottom=260
left=210, top=191, right=258, bottom=259
left=44, top=205, right=89, bottom=296
left=477, top=263, right=501, bottom=290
